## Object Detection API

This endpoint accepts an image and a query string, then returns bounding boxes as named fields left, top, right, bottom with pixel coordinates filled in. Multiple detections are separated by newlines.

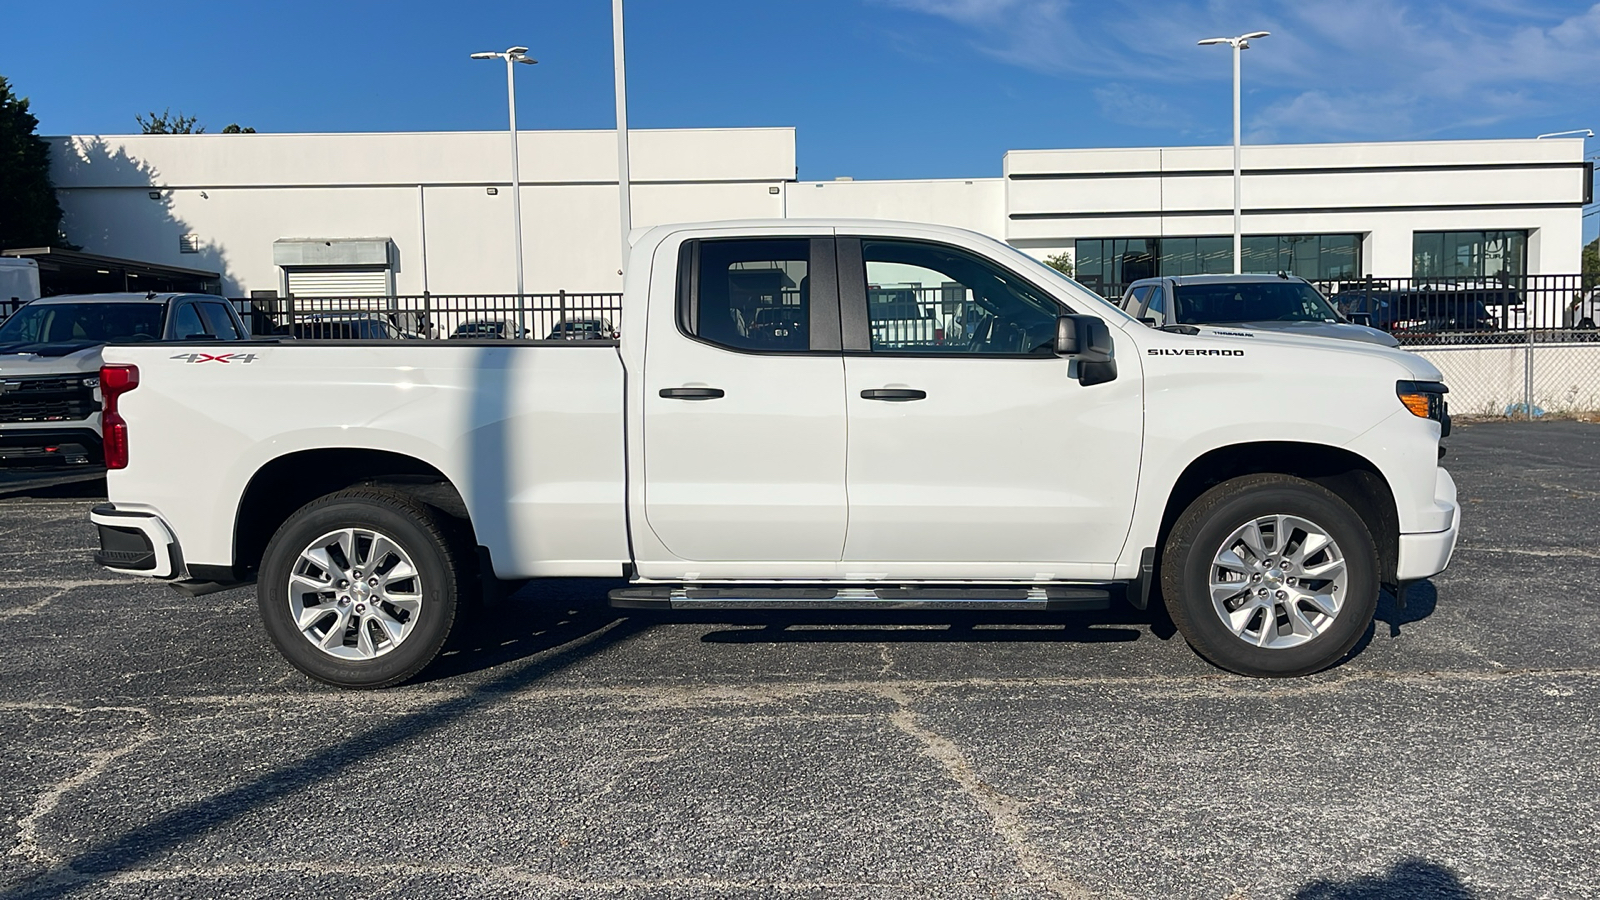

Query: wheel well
left=232, top=449, right=472, bottom=579
left=1158, top=442, right=1400, bottom=584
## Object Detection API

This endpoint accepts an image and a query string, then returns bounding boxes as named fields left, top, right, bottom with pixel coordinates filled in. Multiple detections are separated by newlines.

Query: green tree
left=1584, top=237, right=1598, bottom=290
left=0, top=76, right=67, bottom=249
left=220, top=123, right=256, bottom=134
left=136, top=109, right=204, bottom=134
left=1043, top=251, right=1074, bottom=278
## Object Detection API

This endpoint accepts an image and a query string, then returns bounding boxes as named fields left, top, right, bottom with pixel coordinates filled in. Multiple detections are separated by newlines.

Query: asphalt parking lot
left=2, top=421, right=1598, bottom=900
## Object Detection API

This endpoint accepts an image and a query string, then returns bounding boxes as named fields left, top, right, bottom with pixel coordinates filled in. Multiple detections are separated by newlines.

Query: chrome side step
left=608, top=585, right=1112, bottom=612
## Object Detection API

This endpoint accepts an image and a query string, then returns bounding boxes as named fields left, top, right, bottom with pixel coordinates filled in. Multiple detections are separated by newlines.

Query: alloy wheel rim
left=1208, top=514, right=1347, bottom=650
left=287, top=528, right=424, bottom=660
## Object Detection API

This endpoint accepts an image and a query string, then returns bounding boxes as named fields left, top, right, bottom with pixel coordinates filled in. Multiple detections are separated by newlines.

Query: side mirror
left=1055, top=315, right=1113, bottom=363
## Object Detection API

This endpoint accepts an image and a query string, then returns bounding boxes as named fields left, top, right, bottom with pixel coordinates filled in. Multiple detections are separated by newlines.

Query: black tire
left=1161, top=474, right=1379, bottom=677
left=258, top=488, right=464, bottom=689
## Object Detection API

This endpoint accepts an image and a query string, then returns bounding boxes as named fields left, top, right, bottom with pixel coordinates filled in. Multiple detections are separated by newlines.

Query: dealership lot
left=2, top=421, right=1597, bottom=900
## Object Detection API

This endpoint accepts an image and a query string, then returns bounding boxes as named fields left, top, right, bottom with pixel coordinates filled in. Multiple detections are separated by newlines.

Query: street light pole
left=471, top=46, right=537, bottom=323
left=613, top=0, right=633, bottom=279
left=1199, top=31, right=1269, bottom=275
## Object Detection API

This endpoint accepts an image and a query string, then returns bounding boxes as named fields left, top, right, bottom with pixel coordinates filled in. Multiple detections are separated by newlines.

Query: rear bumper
left=0, top=426, right=102, bottom=466
left=90, top=504, right=182, bottom=578
left=1395, top=468, right=1460, bottom=581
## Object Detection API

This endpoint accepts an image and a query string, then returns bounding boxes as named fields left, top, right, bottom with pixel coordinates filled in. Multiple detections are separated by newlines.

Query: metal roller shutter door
left=285, top=268, right=390, bottom=298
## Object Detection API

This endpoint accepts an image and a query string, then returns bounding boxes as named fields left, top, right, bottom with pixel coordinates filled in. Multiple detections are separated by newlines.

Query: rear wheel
left=1161, top=474, right=1379, bottom=677
left=258, top=488, right=464, bottom=688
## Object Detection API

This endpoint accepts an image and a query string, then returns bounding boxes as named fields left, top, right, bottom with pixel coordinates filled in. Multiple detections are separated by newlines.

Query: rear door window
left=1124, top=285, right=1152, bottom=314
left=170, top=303, right=209, bottom=340
left=1145, top=285, right=1168, bottom=326
left=682, top=238, right=837, bottom=353
left=199, top=302, right=242, bottom=340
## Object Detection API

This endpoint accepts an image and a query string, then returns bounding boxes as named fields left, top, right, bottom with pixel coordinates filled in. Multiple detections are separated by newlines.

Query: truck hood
left=1131, top=321, right=1444, bottom=383
left=0, top=342, right=104, bottom=375
left=1199, top=320, right=1400, bottom=348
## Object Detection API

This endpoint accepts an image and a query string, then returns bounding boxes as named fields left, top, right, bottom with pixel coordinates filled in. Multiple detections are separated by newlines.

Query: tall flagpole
left=612, top=0, right=633, bottom=278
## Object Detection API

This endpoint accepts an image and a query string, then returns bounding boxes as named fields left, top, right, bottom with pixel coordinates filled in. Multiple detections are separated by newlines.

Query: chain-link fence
left=1307, top=275, right=1599, bottom=416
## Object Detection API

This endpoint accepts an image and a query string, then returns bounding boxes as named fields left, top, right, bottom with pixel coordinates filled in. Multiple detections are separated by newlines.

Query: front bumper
left=90, top=504, right=182, bottom=578
left=0, top=426, right=102, bottom=466
left=1395, top=467, right=1460, bottom=581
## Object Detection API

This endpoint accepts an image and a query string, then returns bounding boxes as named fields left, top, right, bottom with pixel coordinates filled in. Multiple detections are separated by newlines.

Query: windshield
left=457, top=322, right=506, bottom=334
left=0, top=302, right=163, bottom=343
left=1172, top=282, right=1340, bottom=325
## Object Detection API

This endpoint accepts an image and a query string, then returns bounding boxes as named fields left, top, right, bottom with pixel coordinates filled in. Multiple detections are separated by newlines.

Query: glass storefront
left=1073, top=234, right=1363, bottom=298
left=1412, top=231, right=1527, bottom=281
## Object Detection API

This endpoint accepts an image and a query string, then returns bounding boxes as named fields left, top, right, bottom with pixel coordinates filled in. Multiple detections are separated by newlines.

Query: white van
left=0, top=258, right=41, bottom=310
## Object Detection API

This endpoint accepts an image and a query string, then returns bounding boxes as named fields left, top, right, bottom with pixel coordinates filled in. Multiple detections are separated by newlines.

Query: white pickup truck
left=91, top=220, right=1459, bottom=687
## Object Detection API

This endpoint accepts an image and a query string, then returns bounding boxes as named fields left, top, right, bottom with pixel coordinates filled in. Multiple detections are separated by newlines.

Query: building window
left=1073, top=238, right=1155, bottom=297
left=1412, top=230, right=1527, bottom=280
left=1242, top=234, right=1361, bottom=281
left=1074, top=234, right=1363, bottom=298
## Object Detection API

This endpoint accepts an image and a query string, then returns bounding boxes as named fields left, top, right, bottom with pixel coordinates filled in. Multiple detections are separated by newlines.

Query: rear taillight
left=100, top=364, right=139, bottom=470
left=934, top=327, right=946, bottom=344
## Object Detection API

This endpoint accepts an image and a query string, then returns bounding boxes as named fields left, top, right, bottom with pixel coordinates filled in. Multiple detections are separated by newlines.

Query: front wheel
left=258, top=488, right=465, bottom=688
left=1161, top=474, right=1379, bottom=677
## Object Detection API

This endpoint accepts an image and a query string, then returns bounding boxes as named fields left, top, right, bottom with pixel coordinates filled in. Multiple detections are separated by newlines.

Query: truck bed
left=100, top=340, right=630, bottom=578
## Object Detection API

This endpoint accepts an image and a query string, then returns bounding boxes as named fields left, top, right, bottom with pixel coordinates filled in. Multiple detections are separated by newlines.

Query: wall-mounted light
left=486, top=186, right=499, bottom=195
left=768, top=186, right=780, bottom=194
left=199, top=190, right=209, bottom=199
left=147, top=191, right=161, bottom=200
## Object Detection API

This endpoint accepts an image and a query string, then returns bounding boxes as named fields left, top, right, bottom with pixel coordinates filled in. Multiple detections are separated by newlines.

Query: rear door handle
left=860, top=388, right=927, bottom=402
left=659, top=387, right=725, bottom=400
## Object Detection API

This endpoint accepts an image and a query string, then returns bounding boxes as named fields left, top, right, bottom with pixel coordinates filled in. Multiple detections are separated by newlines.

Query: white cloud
left=1092, top=83, right=1192, bottom=129
left=879, top=0, right=1600, bottom=140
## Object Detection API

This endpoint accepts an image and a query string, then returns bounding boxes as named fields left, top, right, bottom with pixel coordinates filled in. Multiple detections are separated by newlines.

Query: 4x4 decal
left=170, top=352, right=260, bottom=364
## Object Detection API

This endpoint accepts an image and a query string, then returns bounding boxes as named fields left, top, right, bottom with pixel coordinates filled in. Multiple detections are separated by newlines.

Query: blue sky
left=7, top=0, right=1599, bottom=240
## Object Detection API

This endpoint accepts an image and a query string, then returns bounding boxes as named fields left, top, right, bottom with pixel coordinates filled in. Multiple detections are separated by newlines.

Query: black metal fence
left=227, top=292, right=624, bottom=341
left=1090, top=274, right=1595, bottom=347
left=1307, top=275, right=1594, bottom=346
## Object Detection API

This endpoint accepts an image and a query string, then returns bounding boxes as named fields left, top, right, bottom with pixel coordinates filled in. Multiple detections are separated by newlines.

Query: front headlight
left=1397, top=380, right=1450, bottom=437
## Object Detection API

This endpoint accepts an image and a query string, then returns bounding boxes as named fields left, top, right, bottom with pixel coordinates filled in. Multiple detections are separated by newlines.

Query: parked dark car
left=1120, top=274, right=1400, bottom=347
left=450, top=320, right=530, bottom=340
left=546, top=318, right=618, bottom=340
left=1326, top=286, right=1500, bottom=339
left=290, top=313, right=421, bottom=341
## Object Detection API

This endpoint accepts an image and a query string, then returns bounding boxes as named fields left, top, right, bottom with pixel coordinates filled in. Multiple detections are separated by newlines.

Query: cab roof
left=27, top=292, right=224, bottom=304
left=1128, top=274, right=1312, bottom=287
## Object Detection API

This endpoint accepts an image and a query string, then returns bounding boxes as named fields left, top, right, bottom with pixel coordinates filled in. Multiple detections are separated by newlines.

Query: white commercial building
left=44, top=129, right=1591, bottom=299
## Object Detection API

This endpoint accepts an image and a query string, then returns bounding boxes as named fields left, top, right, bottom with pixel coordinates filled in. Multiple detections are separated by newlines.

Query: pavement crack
left=0, top=587, right=69, bottom=620
left=1456, top=545, right=1600, bottom=559
left=877, top=645, right=899, bottom=677
left=881, top=686, right=1094, bottom=900
left=7, top=708, right=155, bottom=870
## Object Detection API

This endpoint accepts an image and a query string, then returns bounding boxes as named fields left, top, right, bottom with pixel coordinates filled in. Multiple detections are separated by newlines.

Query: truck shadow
left=18, top=608, right=652, bottom=899
left=1293, top=857, right=1476, bottom=899
left=1376, top=580, right=1439, bottom=637
left=694, top=611, right=1144, bottom=645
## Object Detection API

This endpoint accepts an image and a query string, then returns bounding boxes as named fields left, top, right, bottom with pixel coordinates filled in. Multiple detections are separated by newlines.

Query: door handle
left=860, top=388, right=927, bottom=402
left=659, top=387, right=725, bottom=400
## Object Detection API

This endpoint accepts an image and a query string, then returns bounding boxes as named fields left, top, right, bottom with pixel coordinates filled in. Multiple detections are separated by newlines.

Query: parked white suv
left=0, top=293, right=249, bottom=466
left=91, top=220, right=1458, bottom=686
